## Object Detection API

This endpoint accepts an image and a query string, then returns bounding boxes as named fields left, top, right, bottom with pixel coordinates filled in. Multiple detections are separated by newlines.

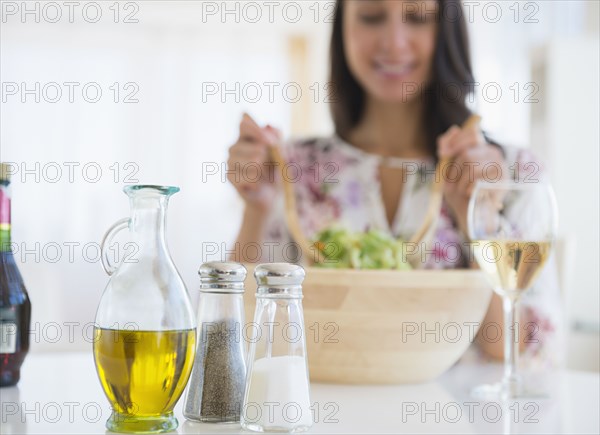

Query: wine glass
left=468, top=180, right=558, bottom=399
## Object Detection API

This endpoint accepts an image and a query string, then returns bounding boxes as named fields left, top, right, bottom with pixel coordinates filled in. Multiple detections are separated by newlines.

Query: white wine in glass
left=472, top=240, right=552, bottom=298
left=468, top=181, right=557, bottom=399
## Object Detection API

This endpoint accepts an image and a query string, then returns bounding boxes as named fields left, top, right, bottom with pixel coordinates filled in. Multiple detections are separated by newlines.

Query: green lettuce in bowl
left=313, top=227, right=412, bottom=270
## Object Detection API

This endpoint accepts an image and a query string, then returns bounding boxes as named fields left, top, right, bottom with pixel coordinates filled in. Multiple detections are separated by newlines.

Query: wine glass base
left=471, top=382, right=547, bottom=401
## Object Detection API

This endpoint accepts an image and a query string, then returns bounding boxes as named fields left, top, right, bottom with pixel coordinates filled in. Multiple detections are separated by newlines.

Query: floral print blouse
left=262, top=135, right=563, bottom=369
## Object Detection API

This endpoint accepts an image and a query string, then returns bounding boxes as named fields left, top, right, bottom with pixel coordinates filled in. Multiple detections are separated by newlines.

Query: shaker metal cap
left=198, top=262, right=247, bottom=292
left=254, top=263, right=305, bottom=297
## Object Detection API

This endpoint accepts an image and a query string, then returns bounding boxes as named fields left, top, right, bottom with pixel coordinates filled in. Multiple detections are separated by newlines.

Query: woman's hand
left=437, top=122, right=506, bottom=236
left=228, top=114, right=281, bottom=215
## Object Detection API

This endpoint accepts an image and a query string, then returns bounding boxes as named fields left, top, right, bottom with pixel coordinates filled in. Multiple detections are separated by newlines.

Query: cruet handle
left=100, top=218, right=130, bottom=276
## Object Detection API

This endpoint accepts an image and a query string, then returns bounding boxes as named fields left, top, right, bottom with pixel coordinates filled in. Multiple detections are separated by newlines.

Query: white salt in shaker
left=241, top=263, right=312, bottom=433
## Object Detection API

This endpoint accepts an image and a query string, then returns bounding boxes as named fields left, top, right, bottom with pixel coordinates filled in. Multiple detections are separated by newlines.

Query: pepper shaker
left=183, top=262, right=247, bottom=423
left=242, top=263, right=312, bottom=433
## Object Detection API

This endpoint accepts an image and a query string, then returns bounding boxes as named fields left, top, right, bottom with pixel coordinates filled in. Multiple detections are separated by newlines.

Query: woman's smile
left=373, top=59, right=419, bottom=81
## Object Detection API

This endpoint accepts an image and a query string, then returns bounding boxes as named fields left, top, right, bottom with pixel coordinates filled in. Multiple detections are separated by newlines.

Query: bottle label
left=0, top=322, right=17, bottom=353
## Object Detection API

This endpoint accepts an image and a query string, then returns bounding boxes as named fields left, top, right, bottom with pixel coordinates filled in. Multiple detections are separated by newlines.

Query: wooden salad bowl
left=243, top=266, right=492, bottom=384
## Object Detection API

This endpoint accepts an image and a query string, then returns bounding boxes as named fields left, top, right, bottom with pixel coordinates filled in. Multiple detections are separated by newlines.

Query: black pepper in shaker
left=183, top=262, right=247, bottom=423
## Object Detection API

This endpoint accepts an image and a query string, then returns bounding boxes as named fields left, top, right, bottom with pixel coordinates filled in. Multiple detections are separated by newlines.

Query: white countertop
left=1, top=352, right=598, bottom=434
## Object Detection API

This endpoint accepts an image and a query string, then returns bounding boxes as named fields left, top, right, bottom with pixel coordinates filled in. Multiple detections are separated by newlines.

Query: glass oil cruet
left=93, top=185, right=196, bottom=434
left=242, top=263, right=312, bottom=433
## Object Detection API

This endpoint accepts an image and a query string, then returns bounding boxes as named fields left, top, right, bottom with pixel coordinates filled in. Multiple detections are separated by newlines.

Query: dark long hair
left=330, top=0, right=475, bottom=156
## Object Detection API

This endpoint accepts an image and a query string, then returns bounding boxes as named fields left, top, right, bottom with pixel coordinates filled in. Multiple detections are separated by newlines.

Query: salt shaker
left=242, top=263, right=312, bottom=433
left=183, top=262, right=247, bottom=423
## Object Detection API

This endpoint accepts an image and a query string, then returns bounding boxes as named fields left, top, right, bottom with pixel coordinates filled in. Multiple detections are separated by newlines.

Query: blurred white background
left=1, top=1, right=598, bottom=370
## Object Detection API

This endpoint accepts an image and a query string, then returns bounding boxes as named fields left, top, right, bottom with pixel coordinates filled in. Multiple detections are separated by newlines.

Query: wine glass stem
left=502, top=296, right=520, bottom=389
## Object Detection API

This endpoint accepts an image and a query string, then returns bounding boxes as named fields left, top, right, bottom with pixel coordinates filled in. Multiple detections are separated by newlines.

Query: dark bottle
left=0, top=163, right=31, bottom=387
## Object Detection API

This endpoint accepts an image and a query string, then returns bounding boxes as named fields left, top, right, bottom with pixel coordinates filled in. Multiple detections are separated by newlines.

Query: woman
left=227, top=0, right=561, bottom=364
